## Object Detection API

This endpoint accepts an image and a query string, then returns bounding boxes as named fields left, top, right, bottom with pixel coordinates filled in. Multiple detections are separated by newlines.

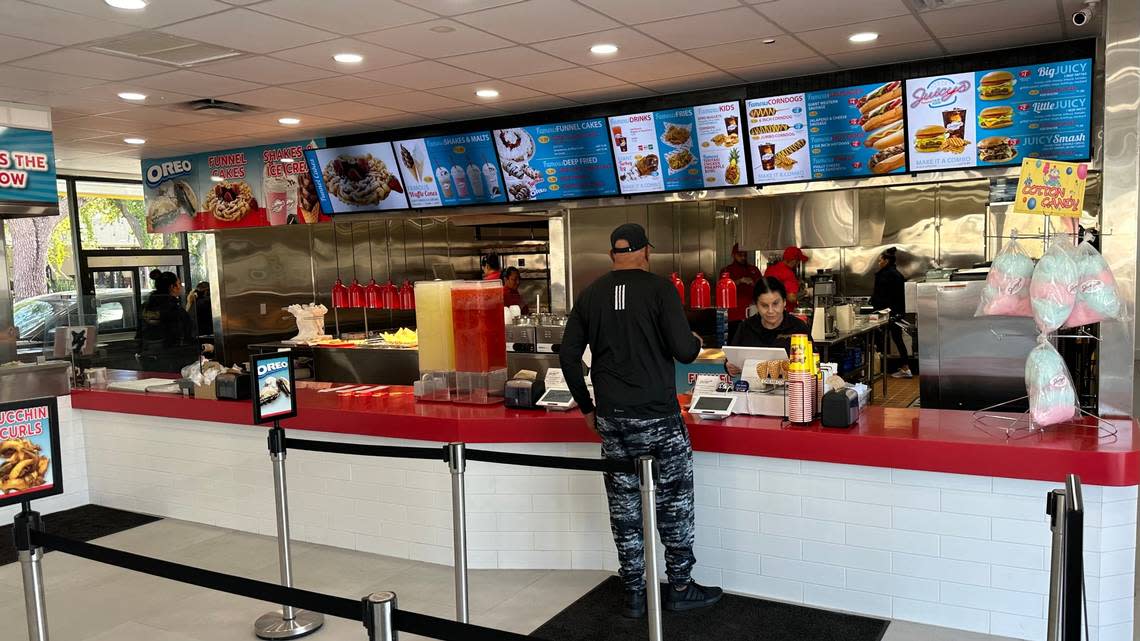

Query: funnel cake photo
left=323, top=154, right=400, bottom=206
left=205, top=180, right=255, bottom=222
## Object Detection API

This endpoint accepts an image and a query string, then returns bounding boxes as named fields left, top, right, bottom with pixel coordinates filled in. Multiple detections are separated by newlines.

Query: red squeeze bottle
left=332, top=278, right=350, bottom=309
left=670, top=272, right=686, bottom=305
left=365, top=278, right=383, bottom=309
left=690, top=272, right=711, bottom=309
left=348, top=278, right=366, bottom=308
left=716, top=271, right=737, bottom=309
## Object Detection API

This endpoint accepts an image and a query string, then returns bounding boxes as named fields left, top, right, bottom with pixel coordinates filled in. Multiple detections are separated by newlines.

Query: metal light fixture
left=365, top=222, right=384, bottom=309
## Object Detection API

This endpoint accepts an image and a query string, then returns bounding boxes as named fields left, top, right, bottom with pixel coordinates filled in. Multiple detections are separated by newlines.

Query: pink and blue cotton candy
left=978, top=251, right=1035, bottom=317
left=1065, top=243, right=1123, bottom=326
left=1026, top=341, right=1077, bottom=426
left=1030, top=244, right=1078, bottom=333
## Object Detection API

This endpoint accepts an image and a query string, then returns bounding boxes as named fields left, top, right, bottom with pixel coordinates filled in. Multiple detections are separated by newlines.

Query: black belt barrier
left=397, top=608, right=534, bottom=641
left=34, top=531, right=363, bottom=622
left=464, top=448, right=636, bottom=474
left=285, top=438, right=449, bottom=461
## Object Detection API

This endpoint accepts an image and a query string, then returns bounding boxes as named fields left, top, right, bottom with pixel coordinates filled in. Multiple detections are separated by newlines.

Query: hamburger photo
left=979, top=71, right=1014, bottom=101
left=978, top=106, right=1013, bottom=129
left=865, top=121, right=904, bottom=150
left=977, top=137, right=1017, bottom=163
left=859, top=97, right=903, bottom=132
left=869, top=145, right=906, bottom=174
left=855, top=81, right=902, bottom=116
left=914, top=125, right=948, bottom=153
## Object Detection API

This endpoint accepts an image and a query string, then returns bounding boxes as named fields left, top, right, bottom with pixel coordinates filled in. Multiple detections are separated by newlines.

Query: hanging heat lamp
left=348, top=224, right=366, bottom=308
left=398, top=279, right=415, bottom=310
left=365, top=221, right=384, bottom=309
left=331, top=224, right=350, bottom=309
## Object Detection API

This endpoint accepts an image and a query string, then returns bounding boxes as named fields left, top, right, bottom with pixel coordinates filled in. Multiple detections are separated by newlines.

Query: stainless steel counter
left=0, top=360, right=70, bottom=402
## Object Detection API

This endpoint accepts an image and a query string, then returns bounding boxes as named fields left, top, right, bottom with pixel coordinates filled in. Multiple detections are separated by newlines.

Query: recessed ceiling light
left=123, top=137, right=146, bottom=145
left=849, top=32, right=879, bottom=43
left=210, top=175, right=224, bottom=182
left=475, top=89, right=500, bottom=98
left=430, top=25, right=455, bottom=33
left=590, top=43, right=619, bottom=55
left=333, top=53, right=363, bottom=64
left=105, top=0, right=147, bottom=9
left=278, top=117, right=301, bottom=125
left=117, top=92, right=147, bottom=101
left=763, top=38, right=776, bottom=45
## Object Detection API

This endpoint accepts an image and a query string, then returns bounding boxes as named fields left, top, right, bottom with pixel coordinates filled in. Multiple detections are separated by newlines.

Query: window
left=4, top=179, right=75, bottom=303
left=74, top=180, right=180, bottom=250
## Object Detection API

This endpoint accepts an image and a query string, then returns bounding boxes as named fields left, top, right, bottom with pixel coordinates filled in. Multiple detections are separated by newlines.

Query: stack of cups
left=786, top=334, right=815, bottom=425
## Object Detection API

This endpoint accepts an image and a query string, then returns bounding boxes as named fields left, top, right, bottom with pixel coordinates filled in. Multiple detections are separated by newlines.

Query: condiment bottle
left=690, top=272, right=711, bottom=309
left=716, top=271, right=736, bottom=309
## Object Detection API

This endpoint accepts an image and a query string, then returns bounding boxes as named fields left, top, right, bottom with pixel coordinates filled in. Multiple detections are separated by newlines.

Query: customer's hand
left=726, top=362, right=742, bottom=377
left=584, top=411, right=598, bottom=435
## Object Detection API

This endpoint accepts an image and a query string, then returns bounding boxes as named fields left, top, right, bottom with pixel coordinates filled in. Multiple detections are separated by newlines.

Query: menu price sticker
left=0, top=127, right=57, bottom=205
left=0, top=397, right=63, bottom=508
left=395, top=132, right=506, bottom=208
left=494, top=119, right=618, bottom=202
left=1012, top=158, right=1088, bottom=218
left=746, top=94, right=811, bottom=184
left=252, top=351, right=298, bottom=424
left=805, top=81, right=907, bottom=179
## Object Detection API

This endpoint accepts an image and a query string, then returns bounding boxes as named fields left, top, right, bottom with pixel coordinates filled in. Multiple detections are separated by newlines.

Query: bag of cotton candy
left=1025, top=338, right=1077, bottom=426
left=1030, top=240, right=1079, bottom=333
left=976, top=233, right=1035, bottom=317
left=1064, top=238, right=1125, bottom=327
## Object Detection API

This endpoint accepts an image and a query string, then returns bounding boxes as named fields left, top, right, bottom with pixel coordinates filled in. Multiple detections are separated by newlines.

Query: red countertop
left=72, top=378, right=1139, bottom=486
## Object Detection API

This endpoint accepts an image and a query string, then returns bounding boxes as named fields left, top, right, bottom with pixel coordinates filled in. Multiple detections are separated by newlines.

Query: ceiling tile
left=561, top=84, right=653, bottom=105
left=360, top=91, right=472, bottom=112
left=0, top=34, right=57, bottom=64
left=41, top=95, right=130, bottom=115
left=429, top=81, right=544, bottom=104
left=161, top=8, right=336, bottom=55
left=495, top=95, right=576, bottom=113
left=232, top=111, right=342, bottom=131
left=939, top=22, right=1065, bottom=55
left=196, top=56, right=336, bottom=84
left=638, top=8, right=781, bottom=50
left=728, top=56, right=837, bottom=82
left=0, top=87, right=47, bottom=104
left=358, top=19, right=512, bottom=58
left=756, top=0, right=911, bottom=33
left=591, top=52, right=715, bottom=83
left=456, top=0, right=618, bottom=44
left=31, top=0, right=231, bottom=28
left=796, top=15, right=932, bottom=55
left=269, top=38, right=420, bottom=73
left=531, top=28, right=672, bottom=66
left=357, top=60, right=487, bottom=90
left=250, top=0, right=435, bottom=35
left=82, top=84, right=198, bottom=107
left=508, top=67, right=626, bottom=93
left=399, top=0, right=521, bottom=15
left=216, top=86, right=338, bottom=109
left=442, top=47, right=574, bottom=77
left=53, top=126, right=123, bottom=141
left=134, top=70, right=265, bottom=97
left=50, top=114, right=140, bottom=133
left=688, top=36, right=822, bottom=70
left=827, top=41, right=943, bottom=69
left=0, top=65, right=100, bottom=92
left=639, top=71, right=740, bottom=94
left=423, top=105, right=507, bottom=121
left=580, top=0, right=744, bottom=24
left=99, top=106, right=218, bottom=126
left=919, top=0, right=1060, bottom=38
left=294, top=100, right=404, bottom=121
left=289, top=76, right=406, bottom=100
left=0, top=0, right=136, bottom=46
left=13, top=49, right=172, bottom=82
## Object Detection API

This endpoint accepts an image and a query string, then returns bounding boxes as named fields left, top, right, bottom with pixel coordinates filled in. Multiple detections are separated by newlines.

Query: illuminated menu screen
left=493, top=119, right=618, bottom=202
left=904, top=58, right=1092, bottom=172
left=305, top=143, right=410, bottom=214
left=393, top=132, right=506, bottom=208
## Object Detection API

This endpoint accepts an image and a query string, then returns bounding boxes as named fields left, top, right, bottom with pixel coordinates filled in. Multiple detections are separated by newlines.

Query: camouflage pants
left=597, top=413, right=696, bottom=594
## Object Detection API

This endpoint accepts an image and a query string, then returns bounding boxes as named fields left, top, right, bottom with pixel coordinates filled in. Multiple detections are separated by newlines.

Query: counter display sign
left=393, top=132, right=506, bottom=208
left=493, top=119, right=618, bottom=202
left=904, top=58, right=1092, bottom=171
left=1012, top=158, right=1088, bottom=217
left=804, top=81, right=908, bottom=179
left=0, top=397, right=62, bottom=508
left=252, top=352, right=297, bottom=424
left=305, top=143, right=409, bottom=214
left=0, top=127, right=57, bottom=205
left=746, top=93, right=811, bottom=184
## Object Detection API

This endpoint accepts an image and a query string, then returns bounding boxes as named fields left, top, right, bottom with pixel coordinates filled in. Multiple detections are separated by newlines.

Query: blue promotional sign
left=905, top=58, right=1092, bottom=171
left=0, top=127, right=57, bottom=205
left=494, top=119, right=618, bottom=202
left=805, top=81, right=907, bottom=179
left=393, top=132, right=506, bottom=208
left=0, top=396, right=63, bottom=508
left=252, top=351, right=297, bottom=424
left=304, top=142, right=409, bottom=214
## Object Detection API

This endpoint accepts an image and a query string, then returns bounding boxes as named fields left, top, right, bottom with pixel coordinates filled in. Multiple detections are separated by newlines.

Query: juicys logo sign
left=1013, top=158, right=1088, bottom=217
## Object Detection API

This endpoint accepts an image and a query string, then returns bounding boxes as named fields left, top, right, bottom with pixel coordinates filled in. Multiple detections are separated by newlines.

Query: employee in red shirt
left=480, top=254, right=501, bottom=281
left=764, top=246, right=808, bottom=307
left=502, top=266, right=530, bottom=314
left=720, top=243, right=762, bottom=336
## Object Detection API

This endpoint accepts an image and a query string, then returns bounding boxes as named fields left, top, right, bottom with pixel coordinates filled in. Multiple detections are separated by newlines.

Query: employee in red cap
left=719, top=243, right=763, bottom=337
left=764, top=246, right=809, bottom=308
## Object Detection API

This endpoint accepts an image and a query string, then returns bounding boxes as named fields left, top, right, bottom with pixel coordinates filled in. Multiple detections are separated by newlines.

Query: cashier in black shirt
left=725, top=276, right=810, bottom=377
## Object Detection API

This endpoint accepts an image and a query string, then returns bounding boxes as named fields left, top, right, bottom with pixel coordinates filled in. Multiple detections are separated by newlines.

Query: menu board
left=252, top=351, right=297, bottom=424
left=804, top=81, right=907, bottom=179
left=305, top=143, right=410, bottom=214
left=393, top=132, right=506, bottom=208
left=493, top=119, right=618, bottom=202
left=145, top=139, right=328, bottom=232
left=746, top=93, right=811, bottom=184
left=0, top=396, right=63, bottom=508
left=905, top=58, right=1092, bottom=172
left=0, top=126, right=56, bottom=205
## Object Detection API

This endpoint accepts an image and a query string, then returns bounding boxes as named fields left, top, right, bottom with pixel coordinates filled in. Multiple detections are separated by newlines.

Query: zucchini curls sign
left=1012, top=158, right=1088, bottom=218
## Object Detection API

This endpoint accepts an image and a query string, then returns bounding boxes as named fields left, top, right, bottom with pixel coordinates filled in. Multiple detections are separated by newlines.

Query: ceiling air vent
left=90, top=32, right=242, bottom=67
left=170, top=99, right=261, bottom=115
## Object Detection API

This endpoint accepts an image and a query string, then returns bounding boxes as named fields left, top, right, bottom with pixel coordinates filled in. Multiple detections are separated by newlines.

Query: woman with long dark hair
left=871, top=248, right=912, bottom=378
left=725, top=276, right=810, bottom=376
left=137, top=270, right=197, bottom=372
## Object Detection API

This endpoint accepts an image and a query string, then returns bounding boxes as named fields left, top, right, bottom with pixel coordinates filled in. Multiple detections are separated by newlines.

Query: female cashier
left=725, top=276, right=810, bottom=377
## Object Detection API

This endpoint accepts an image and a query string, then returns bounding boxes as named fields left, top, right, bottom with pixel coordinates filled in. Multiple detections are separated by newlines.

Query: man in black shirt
left=560, top=223, right=722, bottom=618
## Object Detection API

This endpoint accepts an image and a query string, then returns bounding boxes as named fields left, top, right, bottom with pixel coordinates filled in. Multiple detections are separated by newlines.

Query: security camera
left=1072, top=0, right=1099, bottom=26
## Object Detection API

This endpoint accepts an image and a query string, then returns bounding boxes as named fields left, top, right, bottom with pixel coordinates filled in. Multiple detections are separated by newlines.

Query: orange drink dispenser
left=451, top=281, right=507, bottom=404
left=414, top=280, right=456, bottom=401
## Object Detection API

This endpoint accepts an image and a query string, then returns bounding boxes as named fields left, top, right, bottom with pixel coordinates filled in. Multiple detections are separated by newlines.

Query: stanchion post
left=447, top=442, right=470, bottom=624
left=14, top=505, right=49, bottom=641
left=638, top=456, right=663, bottom=641
left=255, top=423, right=324, bottom=639
left=363, top=592, right=397, bottom=641
left=1045, top=487, right=1067, bottom=641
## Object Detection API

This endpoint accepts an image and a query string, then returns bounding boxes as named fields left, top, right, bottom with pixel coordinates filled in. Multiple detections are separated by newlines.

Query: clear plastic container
left=451, top=281, right=506, bottom=404
left=415, top=280, right=456, bottom=401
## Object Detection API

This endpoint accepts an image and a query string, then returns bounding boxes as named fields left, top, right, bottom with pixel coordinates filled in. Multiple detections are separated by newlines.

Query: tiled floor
left=0, top=519, right=1018, bottom=641
left=873, top=374, right=920, bottom=408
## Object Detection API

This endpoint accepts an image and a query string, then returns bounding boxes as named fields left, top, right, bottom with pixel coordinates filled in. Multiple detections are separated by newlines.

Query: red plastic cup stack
left=785, top=371, right=815, bottom=425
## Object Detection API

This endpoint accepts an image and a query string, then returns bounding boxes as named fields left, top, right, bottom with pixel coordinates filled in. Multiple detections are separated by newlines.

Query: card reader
left=688, top=394, right=737, bottom=420
left=536, top=388, right=577, bottom=411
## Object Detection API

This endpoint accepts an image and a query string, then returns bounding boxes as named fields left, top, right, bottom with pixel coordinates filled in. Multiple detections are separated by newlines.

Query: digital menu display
left=393, top=132, right=506, bottom=208
left=0, top=396, right=63, bottom=508
left=608, top=101, right=747, bottom=194
left=493, top=119, right=618, bottom=202
left=305, top=143, right=409, bottom=214
left=746, top=93, right=811, bottom=184
left=252, top=352, right=297, bottom=424
left=805, top=81, right=907, bottom=179
left=905, top=58, right=1092, bottom=172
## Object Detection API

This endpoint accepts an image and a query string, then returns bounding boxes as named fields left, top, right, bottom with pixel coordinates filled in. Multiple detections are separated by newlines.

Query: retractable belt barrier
left=284, top=437, right=449, bottom=462
left=463, top=448, right=637, bottom=475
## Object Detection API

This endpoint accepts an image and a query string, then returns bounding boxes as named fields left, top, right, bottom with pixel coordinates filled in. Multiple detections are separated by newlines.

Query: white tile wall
left=76, top=409, right=1135, bottom=641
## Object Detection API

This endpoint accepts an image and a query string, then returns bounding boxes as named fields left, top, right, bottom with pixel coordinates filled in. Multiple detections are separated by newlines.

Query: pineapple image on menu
left=725, top=148, right=741, bottom=184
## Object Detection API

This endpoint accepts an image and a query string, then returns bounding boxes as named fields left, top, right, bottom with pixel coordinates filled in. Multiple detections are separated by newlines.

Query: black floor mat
left=0, top=504, right=161, bottom=566
left=531, top=576, right=889, bottom=641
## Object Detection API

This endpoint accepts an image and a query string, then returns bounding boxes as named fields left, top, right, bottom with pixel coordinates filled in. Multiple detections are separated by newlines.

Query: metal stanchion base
left=254, top=610, right=324, bottom=639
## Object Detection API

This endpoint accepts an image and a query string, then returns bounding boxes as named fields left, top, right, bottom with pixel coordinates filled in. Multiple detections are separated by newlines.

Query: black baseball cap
left=610, top=223, right=653, bottom=253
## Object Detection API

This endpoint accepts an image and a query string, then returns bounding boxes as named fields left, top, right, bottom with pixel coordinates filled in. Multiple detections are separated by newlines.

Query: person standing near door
left=137, top=270, right=197, bottom=372
left=185, top=281, right=213, bottom=338
left=559, top=223, right=722, bottom=619
left=871, top=248, right=912, bottom=378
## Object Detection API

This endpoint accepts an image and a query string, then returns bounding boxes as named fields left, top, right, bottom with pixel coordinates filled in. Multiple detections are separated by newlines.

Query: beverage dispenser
left=451, top=281, right=507, bottom=404
left=414, top=281, right=456, bottom=401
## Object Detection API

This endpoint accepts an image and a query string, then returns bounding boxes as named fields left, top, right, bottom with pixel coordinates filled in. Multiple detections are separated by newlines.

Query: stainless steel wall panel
left=936, top=182, right=987, bottom=270
left=647, top=202, right=677, bottom=277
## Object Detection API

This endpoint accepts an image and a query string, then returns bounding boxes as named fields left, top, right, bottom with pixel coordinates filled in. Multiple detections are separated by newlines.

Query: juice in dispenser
left=451, top=281, right=507, bottom=404
left=415, top=281, right=456, bottom=401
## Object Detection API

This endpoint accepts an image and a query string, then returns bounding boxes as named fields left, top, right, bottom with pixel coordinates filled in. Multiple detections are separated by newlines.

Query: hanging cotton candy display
left=1030, top=240, right=1079, bottom=333
left=1025, top=339, right=1077, bottom=426
left=1065, top=239, right=1124, bottom=327
left=976, top=234, right=1035, bottom=317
